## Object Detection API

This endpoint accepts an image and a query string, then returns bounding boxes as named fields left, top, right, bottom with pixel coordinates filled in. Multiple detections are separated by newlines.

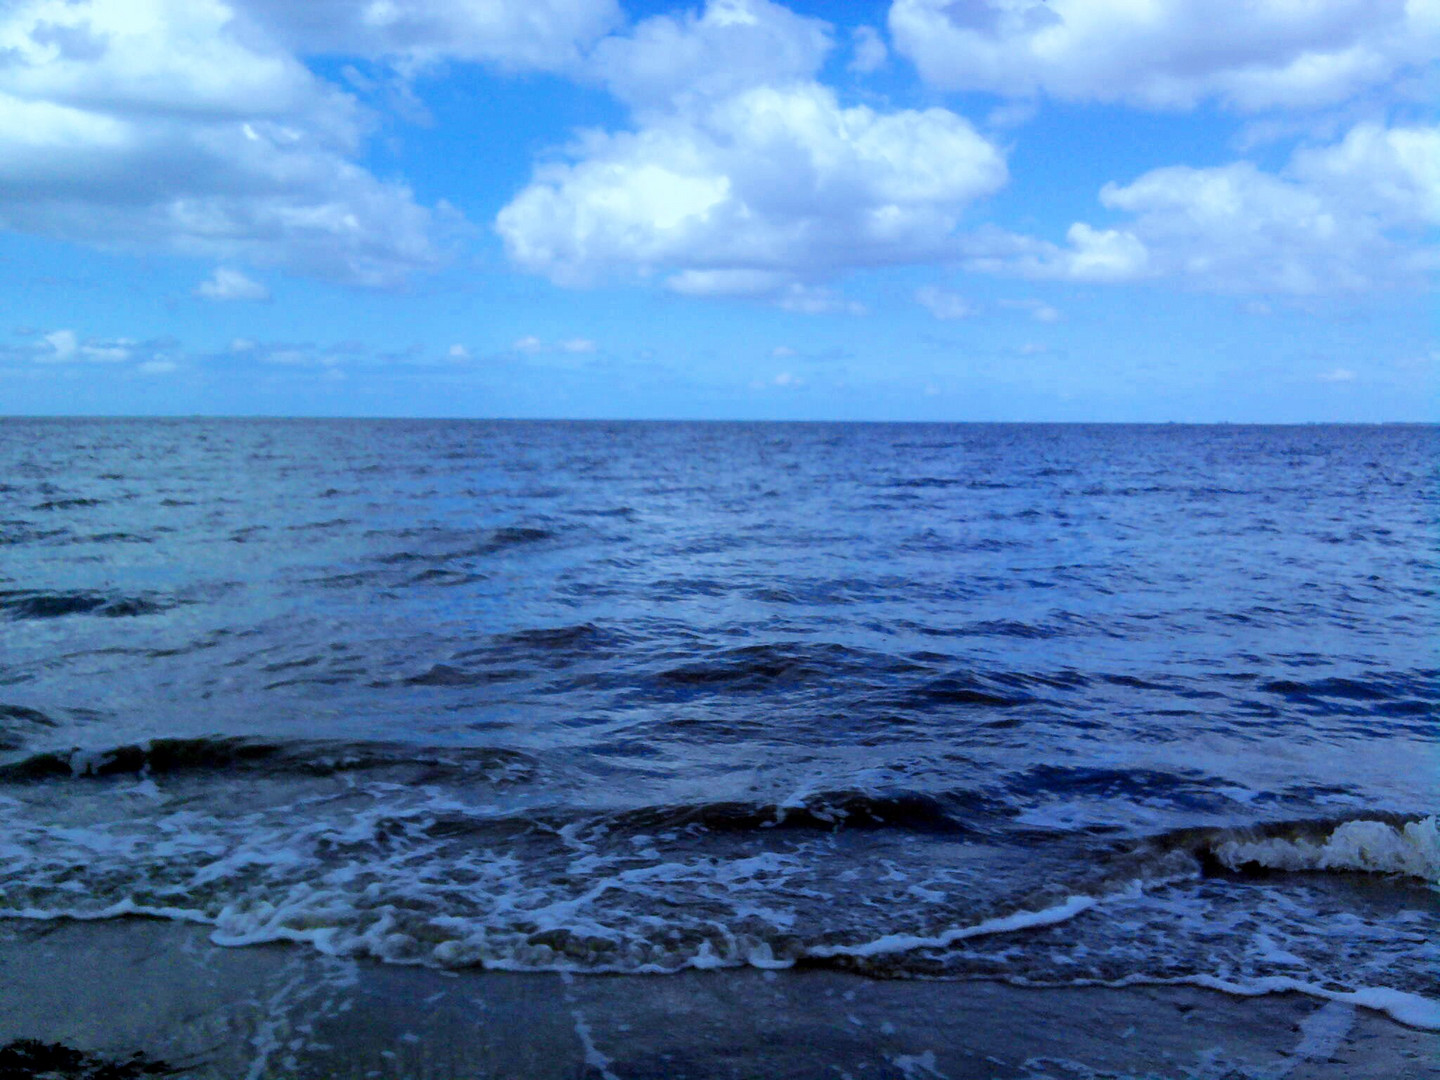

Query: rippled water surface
left=1, top=420, right=1436, bottom=1022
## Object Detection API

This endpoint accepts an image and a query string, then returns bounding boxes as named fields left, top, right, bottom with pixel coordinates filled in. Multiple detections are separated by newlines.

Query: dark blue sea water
left=1, top=420, right=1436, bottom=1024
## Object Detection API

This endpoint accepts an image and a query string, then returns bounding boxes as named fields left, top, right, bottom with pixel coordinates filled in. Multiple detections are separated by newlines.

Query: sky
left=0, top=0, right=1436, bottom=421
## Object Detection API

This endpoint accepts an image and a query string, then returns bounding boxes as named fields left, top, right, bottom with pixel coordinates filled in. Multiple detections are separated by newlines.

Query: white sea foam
left=3, top=769, right=1437, bottom=1007
left=1183, top=973, right=1440, bottom=1032
left=1212, top=816, right=1440, bottom=882
left=805, top=894, right=1098, bottom=960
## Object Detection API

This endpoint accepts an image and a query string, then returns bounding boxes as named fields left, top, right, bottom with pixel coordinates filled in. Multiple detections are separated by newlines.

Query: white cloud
left=497, top=81, right=1007, bottom=296
left=236, top=0, right=622, bottom=74
left=1054, top=224, right=1151, bottom=283
left=499, top=0, right=1007, bottom=308
left=889, top=0, right=1440, bottom=110
left=0, top=0, right=451, bottom=287
left=666, top=269, right=788, bottom=297
left=771, top=345, right=797, bottom=358
left=586, top=0, right=831, bottom=112
left=752, top=369, right=803, bottom=389
left=1318, top=367, right=1357, bottom=382
left=1288, top=122, right=1440, bottom=224
left=80, top=343, right=131, bottom=361
left=969, top=122, right=1440, bottom=293
left=447, top=343, right=470, bottom=359
left=848, top=26, right=888, bottom=74
left=138, top=359, right=178, bottom=374
left=915, top=285, right=975, bottom=320
left=195, top=267, right=271, bottom=301
left=774, top=283, right=867, bottom=316
left=36, top=328, right=135, bottom=361
left=507, top=335, right=599, bottom=356
left=963, top=224, right=1149, bottom=283
left=43, top=328, right=77, bottom=359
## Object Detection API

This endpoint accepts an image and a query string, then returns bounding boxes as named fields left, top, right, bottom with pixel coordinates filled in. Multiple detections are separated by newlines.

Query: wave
left=590, top=789, right=991, bottom=836
left=377, top=525, right=559, bottom=565
left=31, top=497, right=105, bottom=511
left=0, top=704, right=57, bottom=752
left=401, top=663, right=526, bottom=687
left=1208, top=816, right=1439, bottom=882
left=0, top=704, right=56, bottom=729
left=0, top=790, right=1433, bottom=1029
left=1256, top=671, right=1439, bottom=719
left=0, top=590, right=171, bottom=620
left=802, top=895, right=1098, bottom=961
left=0, top=521, right=70, bottom=545
left=653, top=642, right=919, bottom=690
left=1110, top=814, right=1440, bottom=885
left=0, top=736, right=536, bottom=786
left=10, top=870, right=1435, bottom=1030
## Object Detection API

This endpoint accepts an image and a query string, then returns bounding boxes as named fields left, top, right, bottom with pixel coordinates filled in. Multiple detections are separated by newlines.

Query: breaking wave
left=1207, top=815, right=1440, bottom=882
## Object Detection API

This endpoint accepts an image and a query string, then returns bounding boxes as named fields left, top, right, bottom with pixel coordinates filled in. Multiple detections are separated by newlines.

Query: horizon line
left=3, top=414, right=1436, bottom=426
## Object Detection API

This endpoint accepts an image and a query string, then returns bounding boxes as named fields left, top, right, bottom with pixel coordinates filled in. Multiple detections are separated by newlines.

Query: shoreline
left=2, top=918, right=1434, bottom=1079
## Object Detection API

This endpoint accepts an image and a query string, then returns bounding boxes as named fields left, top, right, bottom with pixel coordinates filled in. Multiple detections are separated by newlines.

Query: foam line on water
left=805, top=894, right=1098, bottom=960
left=1053, top=972, right=1440, bottom=1033
left=1184, top=973, right=1440, bottom=1032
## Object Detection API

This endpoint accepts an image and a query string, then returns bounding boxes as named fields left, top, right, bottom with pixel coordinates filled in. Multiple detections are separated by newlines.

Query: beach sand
left=1, top=919, right=1434, bottom=1079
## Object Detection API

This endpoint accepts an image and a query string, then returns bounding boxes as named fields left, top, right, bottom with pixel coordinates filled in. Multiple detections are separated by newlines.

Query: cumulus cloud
left=0, top=0, right=457, bottom=287
left=586, top=0, right=830, bottom=112
left=234, top=0, right=622, bottom=74
left=195, top=267, right=271, bottom=301
left=497, top=1, right=1007, bottom=307
left=969, top=122, right=1440, bottom=293
left=42, top=328, right=77, bottom=360
left=497, top=79, right=1007, bottom=296
left=36, top=328, right=136, bottom=362
left=888, top=0, right=1440, bottom=110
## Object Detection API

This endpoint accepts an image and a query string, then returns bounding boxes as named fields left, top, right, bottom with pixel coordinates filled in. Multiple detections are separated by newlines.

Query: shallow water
left=0, top=420, right=1435, bottom=1023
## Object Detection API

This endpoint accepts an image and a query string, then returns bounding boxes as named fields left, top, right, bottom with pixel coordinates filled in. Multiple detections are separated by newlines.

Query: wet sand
left=1, top=918, right=1434, bottom=1079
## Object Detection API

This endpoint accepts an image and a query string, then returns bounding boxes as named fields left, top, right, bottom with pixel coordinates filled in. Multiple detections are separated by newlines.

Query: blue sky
left=0, top=0, right=1435, bottom=421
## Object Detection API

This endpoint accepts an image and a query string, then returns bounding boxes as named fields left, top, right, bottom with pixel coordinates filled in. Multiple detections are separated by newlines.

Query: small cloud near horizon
left=195, top=268, right=272, bottom=303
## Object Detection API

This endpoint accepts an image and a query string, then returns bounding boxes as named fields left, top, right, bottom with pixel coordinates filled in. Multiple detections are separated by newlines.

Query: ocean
left=1, top=419, right=1436, bottom=1037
